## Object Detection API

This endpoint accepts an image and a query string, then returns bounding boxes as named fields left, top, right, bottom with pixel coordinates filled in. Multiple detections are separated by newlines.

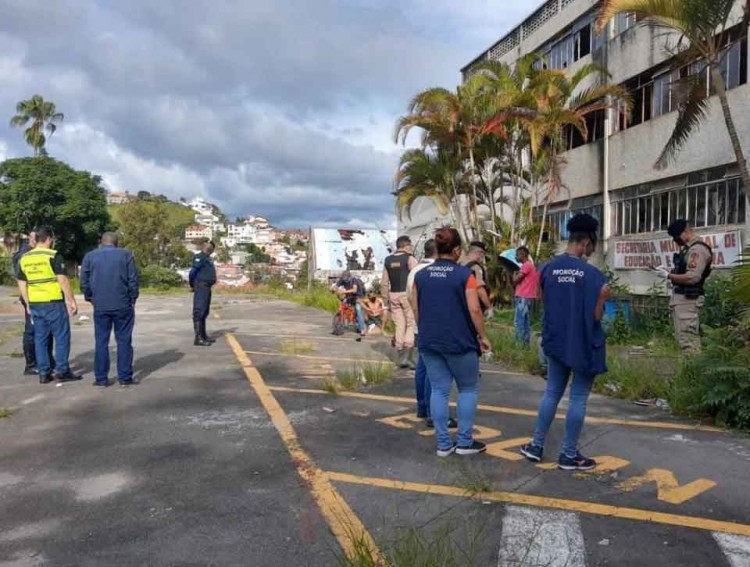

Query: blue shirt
left=80, top=245, right=140, bottom=312
left=415, top=259, right=479, bottom=355
left=189, top=252, right=217, bottom=288
left=541, top=254, right=607, bottom=376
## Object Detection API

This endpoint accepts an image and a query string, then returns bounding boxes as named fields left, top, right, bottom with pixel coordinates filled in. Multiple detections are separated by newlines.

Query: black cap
left=566, top=213, right=599, bottom=234
left=667, top=219, right=688, bottom=242
left=469, top=241, right=488, bottom=252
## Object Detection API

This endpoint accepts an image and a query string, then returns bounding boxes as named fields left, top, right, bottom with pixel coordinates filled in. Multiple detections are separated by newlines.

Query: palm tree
left=482, top=63, right=631, bottom=255
left=393, top=148, right=470, bottom=241
left=10, top=95, right=64, bottom=156
left=597, top=0, right=750, bottom=191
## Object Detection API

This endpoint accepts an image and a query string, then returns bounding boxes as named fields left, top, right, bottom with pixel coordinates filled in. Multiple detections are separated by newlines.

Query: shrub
left=486, top=327, right=542, bottom=375
left=670, top=324, right=750, bottom=429
left=140, top=265, right=184, bottom=290
left=701, top=275, right=744, bottom=329
left=594, top=354, right=671, bottom=401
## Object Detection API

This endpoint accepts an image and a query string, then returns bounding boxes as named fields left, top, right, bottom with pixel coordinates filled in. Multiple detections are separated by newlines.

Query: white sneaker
left=436, top=444, right=457, bottom=457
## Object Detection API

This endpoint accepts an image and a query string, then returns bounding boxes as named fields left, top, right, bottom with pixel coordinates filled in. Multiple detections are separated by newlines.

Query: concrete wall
left=560, top=139, right=605, bottom=199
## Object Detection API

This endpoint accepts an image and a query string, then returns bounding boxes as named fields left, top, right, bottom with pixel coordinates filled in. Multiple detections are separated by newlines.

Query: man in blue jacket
left=189, top=241, right=217, bottom=347
left=520, top=214, right=610, bottom=471
left=81, top=232, right=140, bottom=387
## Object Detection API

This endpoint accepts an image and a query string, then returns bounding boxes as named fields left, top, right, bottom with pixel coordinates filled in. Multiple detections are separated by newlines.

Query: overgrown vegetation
left=594, top=353, right=672, bottom=402
left=280, top=339, right=315, bottom=355
left=140, top=265, right=185, bottom=290
left=486, top=327, right=543, bottom=375
left=335, top=362, right=395, bottom=390
left=254, top=283, right=341, bottom=313
left=0, top=407, right=12, bottom=419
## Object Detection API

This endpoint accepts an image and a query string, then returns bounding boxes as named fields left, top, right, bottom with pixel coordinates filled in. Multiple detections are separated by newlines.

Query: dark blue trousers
left=193, top=285, right=212, bottom=322
left=415, top=351, right=432, bottom=417
left=94, top=308, right=135, bottom=384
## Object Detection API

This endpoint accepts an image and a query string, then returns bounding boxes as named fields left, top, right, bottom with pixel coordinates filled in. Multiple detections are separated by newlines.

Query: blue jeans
left=29, top=302, right=71, bottom=376
left=415, top=351, right=431, bottom=417
left=531, top=356, right=595, bottom=458
left=94, top=308, right=135, bottom=384
left=354, top=302, right=366, bottom=334
left=421, top=350, right=480, bottom=450
left=514, top=297, right=533, bottom=345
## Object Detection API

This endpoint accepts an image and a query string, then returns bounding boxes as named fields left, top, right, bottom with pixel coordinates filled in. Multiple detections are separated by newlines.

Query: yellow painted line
left=267, top=386, right=725, bottom=433
left=233, top=331, right=379, bottom=343
left=226, top=334, right=384, bottom=564
left=244, top=349, right=395, bottom=366
left=326, top=471, right=750, bottom=538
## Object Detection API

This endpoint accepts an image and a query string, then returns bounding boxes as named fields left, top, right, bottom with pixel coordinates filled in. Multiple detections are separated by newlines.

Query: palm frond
left=655, top=74, right=711, bottom=168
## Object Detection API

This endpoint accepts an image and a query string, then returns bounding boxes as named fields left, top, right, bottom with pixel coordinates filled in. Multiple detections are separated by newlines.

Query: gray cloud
left=0, top=0, right=529, bottom=227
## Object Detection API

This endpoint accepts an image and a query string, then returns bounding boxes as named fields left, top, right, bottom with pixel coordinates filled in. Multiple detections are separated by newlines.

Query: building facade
left=462, top=0, right=749, bottom=292
left=184, top=225, right=213, bottom=241
left=106, top=191, right=134, bottom=205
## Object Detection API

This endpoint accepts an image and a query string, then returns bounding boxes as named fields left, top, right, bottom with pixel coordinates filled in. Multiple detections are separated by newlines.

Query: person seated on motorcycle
left=332, top=271, right=367, bottom=338
left=361, top=290, right=385, bottom=332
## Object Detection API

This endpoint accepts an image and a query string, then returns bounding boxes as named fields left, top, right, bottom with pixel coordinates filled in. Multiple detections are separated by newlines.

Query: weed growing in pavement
left=337, top=521, right=484, bottom=567
left=335, top=362, right=394, bottom=391
left=0, top=407, right=12, bottom=419
left=320, top=377, right=340, bottom=394
left=455, top=464, right=494, bottom=495
left=280, top=339, right=316, bottom=355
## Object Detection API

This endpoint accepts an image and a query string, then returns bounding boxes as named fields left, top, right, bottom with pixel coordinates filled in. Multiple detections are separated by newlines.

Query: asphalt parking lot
left=1, top=292, right=749, bottom=566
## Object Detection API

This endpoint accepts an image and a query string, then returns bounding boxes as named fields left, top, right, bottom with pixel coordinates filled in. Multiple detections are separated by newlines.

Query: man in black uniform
left=12, top=231, right=54, bottom=375
left=189, top=241, right=217, bottom=347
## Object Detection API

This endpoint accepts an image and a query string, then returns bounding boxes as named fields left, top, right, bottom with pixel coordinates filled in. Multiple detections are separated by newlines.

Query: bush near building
left=140, top=265, right=185, bottom=291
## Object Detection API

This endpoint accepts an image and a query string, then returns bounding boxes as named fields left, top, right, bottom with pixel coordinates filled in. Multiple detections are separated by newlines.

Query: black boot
left=201, top=319, right=216, bottom=344
left=23, top=342, right=37, bottom=376
left=194, top=321, right=211, bottom=347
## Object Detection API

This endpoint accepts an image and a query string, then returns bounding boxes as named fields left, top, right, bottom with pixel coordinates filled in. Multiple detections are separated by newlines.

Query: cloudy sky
left=0, top=0, right=530, bottom=228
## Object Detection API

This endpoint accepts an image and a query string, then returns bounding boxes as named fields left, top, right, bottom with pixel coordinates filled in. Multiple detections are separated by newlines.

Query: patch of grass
left=0, top=407, right=12, bottom=419
left=280, top=339, right=316, bottom=355
left=334, top=361, right=395, bottom=391
left=338, top=521, right=484, bottom=567
left=455, top=464, right=494, bottom=495
left=320, top=377, right=340, bottom=394
left=594, top=353, right=671, bottom=401
left=486, top=327, right=542, bottom=375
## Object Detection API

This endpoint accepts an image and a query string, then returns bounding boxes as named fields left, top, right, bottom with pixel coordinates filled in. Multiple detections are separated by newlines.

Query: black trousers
left=193, top=285, right=212, bottom=322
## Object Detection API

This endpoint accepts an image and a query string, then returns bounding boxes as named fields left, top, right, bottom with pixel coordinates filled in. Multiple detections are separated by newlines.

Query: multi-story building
left=184, top=225, right=213, bottom=241
left=461, top=0, right=748, bottom=291
left=106, top=191, right=134, bottom=205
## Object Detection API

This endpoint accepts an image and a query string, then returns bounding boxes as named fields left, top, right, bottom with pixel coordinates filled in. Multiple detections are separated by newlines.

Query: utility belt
left=673, top=287, right=704, bottom=300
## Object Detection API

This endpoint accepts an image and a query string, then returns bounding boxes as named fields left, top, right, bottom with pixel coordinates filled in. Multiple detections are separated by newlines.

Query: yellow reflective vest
left=19, top=248, right=64, bottom=304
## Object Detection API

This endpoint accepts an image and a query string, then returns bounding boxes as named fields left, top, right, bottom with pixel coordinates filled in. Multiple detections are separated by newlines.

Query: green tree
left=0, top=157, right=110, bottom=260
left=10, top=95, right=64, bottom=156
left=244, top=243, right=271, bottom=264
left=117, top=200, right=191, bottom=268
left=597, top=0, right=750, bottom=190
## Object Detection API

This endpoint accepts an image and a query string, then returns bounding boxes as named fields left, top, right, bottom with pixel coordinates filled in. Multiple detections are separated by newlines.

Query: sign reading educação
left=614, top=230, right=742, bottom=270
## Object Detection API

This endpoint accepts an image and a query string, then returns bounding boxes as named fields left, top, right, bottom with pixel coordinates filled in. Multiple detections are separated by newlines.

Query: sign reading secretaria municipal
left=614, top=230, right=742, bottom=270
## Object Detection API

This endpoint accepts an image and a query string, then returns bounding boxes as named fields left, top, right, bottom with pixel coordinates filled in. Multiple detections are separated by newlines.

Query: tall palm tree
left=483, top=63, right=631, bottom=255
left=394, top=77, right=493, bottom=236
left=10, top=95, right=64, bottom=156
left=597, top=0, right=750, bottom=191
left=393, top=149, right=470, bottom=241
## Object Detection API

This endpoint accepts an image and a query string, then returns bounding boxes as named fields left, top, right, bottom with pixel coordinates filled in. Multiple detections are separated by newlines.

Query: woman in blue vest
left=411, top=227, right=492, bottom=457
left=520, top=214, right=610, bottom=471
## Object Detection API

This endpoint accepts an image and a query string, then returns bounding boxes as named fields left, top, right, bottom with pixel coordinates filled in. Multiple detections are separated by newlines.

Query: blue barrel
left=603, top=299, right=632, bottom=323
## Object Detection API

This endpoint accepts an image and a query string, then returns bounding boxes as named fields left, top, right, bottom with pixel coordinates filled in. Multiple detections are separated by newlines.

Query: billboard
left=312, top=228, right=396, bottom=272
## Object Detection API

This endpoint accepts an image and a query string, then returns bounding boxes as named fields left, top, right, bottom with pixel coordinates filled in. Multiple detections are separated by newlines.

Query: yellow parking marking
left=245, top=349, right=394, bottom=366
left=485, top=438, right=531, bottom=462
left=268, top=386, right=725, bottom=433
left=326, top=471, right=750, bottom=538
left=617, top=469, right=718, bottom=505
left=226, top=334, right=384, bottom=564
left=376, top=412, right=502, bottom=440
left=536, top=456, right=631, bottom=473
left=419, top=425, right=502, bottom=440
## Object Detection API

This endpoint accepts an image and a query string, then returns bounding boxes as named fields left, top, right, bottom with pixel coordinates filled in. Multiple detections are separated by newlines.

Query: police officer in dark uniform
left=650, top=219, right=712, bottom=353
left=12, top=232, right=54, bottom=375
left=189, top=241, right=217, bottom=347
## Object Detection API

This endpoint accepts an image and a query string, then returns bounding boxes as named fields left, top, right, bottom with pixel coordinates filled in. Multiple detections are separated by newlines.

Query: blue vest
left=541, top=254, right=607, bottom=376
left=415, top=259, right=479, bottom=355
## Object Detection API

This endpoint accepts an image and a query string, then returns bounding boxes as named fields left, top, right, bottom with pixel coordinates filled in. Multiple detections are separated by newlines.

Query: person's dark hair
left=35, top=226, right=55, bottom=243
left=396, top=235, right=412, bottom=249
left=434, top=227, right=461, bottom=255
left=423, top=239, right=437, bottom=259
left=569, top=231, right=598, bottom=247
left=469, top=241, right=487, bottom=252
left=516, top=246, right=530, bottom=255
left=566, top=213, right=599, bottom=248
